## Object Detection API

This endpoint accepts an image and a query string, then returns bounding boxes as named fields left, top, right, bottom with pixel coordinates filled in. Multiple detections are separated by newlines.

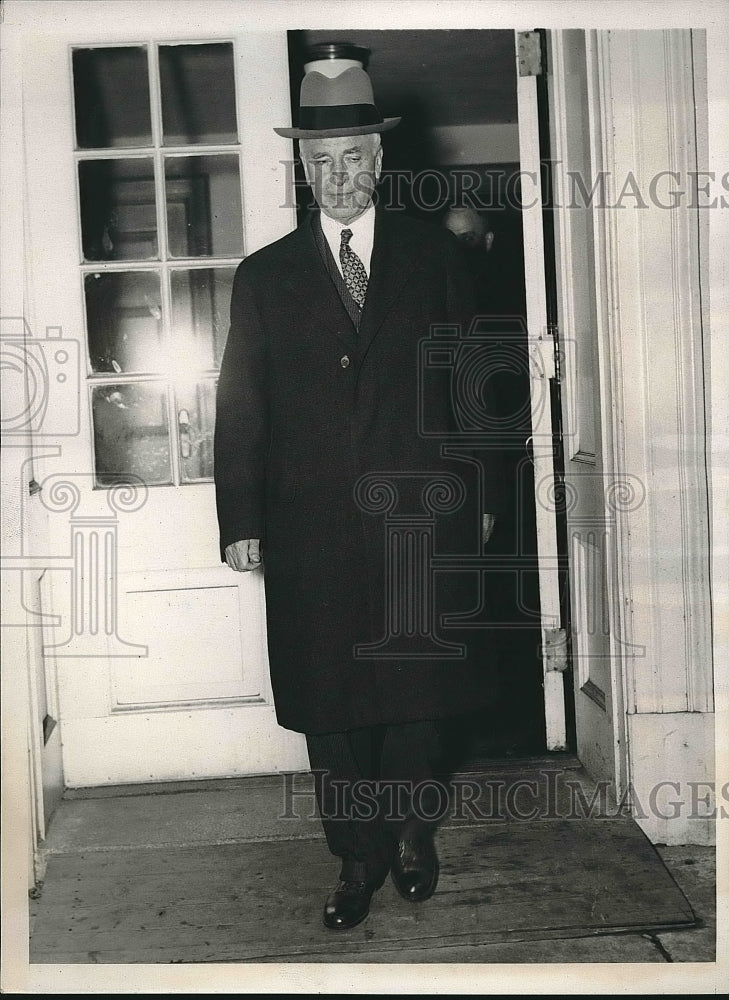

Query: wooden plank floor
left=30, top=811, right=696, bottom=964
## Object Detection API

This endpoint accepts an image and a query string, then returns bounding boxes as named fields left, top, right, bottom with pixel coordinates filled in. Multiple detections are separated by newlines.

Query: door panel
left=547, top=30, right=626, bottom=792
left=22, top=23, right=308, bottom=784
left=111, top=569, right=269, bottom=709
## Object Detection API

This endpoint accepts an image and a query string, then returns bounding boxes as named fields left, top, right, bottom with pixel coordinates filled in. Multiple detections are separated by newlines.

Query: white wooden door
left=515, top=31, right=568, bottom=751
left=19, top=7, right=308, bottom=785
left=546, top=30, right=627, bottom=792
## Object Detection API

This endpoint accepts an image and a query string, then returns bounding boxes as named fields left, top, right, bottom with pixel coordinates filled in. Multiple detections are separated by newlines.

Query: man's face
left=300, top=134, right=383, bottom=224
left=443, top=209, right=494, bottom=252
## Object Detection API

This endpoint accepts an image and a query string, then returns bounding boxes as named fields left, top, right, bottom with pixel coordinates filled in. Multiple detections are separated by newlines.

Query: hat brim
left=273, top=117, right=401, bottom=139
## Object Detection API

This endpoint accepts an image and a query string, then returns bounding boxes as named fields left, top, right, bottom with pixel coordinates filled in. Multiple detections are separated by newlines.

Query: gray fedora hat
left=274, top=66, right=401, bottom=139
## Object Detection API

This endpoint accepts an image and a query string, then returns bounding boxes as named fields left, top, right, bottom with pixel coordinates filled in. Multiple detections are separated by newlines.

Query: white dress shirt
left=319, top=202, right=376, bottom=279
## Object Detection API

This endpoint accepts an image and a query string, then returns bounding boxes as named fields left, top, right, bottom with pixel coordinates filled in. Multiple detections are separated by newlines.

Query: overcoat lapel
left=273, top=208, right=426, bottom=356
left=358, top=207, right=426, bottom=355
left=275, top=217, right=358, bottom=351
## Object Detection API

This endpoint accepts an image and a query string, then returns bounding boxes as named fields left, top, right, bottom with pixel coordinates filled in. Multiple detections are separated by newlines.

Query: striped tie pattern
left=339, top=229, right=368, bottom=309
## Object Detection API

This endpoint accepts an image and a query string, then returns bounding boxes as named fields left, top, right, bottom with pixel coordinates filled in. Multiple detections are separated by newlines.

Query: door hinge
left=530, top=329, right=557, bottom=382
left=544, top=627, right=568, bottom=672
left=518, top=31, right=543, bottom=77
left=548, top=322, right=562, bottom=384
left=42, top=714, right=57, bottom=746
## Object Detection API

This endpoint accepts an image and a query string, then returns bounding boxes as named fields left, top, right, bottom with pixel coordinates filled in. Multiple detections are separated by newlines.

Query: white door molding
left=595, top=29, right=712, bottom=718
left=548, top=28, right=715, bottom=842
left=583, top=28, right=714, bottom=843
left=705, top=25, right=729, bottom=833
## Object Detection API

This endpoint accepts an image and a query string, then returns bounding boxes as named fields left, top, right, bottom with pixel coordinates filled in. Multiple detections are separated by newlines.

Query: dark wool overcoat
left=214, top=208, right=505, bottom=734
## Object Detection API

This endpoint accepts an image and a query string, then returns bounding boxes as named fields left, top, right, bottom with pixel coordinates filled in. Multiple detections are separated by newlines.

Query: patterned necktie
left=339, top=228, right=368, bottom=309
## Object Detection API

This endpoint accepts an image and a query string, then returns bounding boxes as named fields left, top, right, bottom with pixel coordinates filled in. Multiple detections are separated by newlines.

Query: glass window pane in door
left=73, top=47, right=152, bottom=149
left=175, top=379, right=217, bottom=483
left=164, top=155, right=243, bottom=258
left=159, top=43, right=238, bottom=146
left=170, top=267, right=235, bottom=370
left=92, top=383, right=172, bottom=487
left=79, top=158, right=157, bottom=261
left=84, top=271, right=164, bottom=374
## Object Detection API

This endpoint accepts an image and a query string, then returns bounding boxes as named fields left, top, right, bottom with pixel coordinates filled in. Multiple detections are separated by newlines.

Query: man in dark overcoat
left=214, top=55, right=503, bottom=930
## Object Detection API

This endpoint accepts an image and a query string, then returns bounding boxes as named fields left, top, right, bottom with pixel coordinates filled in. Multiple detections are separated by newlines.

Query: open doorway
left=287, top=29, right=569, bottom=761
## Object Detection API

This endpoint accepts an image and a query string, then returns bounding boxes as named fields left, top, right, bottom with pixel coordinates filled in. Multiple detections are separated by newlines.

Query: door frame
left=515, top=31, right=570, bottom=753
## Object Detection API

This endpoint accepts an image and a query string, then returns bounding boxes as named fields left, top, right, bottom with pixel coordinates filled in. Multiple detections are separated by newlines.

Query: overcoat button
left=340, top=355, right=350, bottom=369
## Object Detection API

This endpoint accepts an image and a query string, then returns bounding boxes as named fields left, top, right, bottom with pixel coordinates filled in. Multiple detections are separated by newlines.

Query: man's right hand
left=225, top=539, right=261, bottom=572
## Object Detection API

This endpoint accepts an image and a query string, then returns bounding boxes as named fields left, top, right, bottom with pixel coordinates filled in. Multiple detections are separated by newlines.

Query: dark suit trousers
left=305, top=721, right=447, bottom=883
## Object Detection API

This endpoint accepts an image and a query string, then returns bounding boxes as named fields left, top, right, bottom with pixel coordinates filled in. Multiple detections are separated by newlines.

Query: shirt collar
left=319, top=201, right=376, bottom=244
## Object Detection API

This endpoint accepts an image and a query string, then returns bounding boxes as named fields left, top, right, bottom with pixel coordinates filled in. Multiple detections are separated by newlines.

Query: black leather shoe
left=323, top=879, right=378, bottom=930
left=391, top=832, right=439, bottom=902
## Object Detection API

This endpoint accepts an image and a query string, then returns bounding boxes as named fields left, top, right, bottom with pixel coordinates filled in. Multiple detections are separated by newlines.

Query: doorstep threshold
left=63, top=753, right=582, bottom=800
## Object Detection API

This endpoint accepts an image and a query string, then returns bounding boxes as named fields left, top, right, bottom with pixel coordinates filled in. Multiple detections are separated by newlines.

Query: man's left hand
left=482, top=513, right=497, bottom=545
